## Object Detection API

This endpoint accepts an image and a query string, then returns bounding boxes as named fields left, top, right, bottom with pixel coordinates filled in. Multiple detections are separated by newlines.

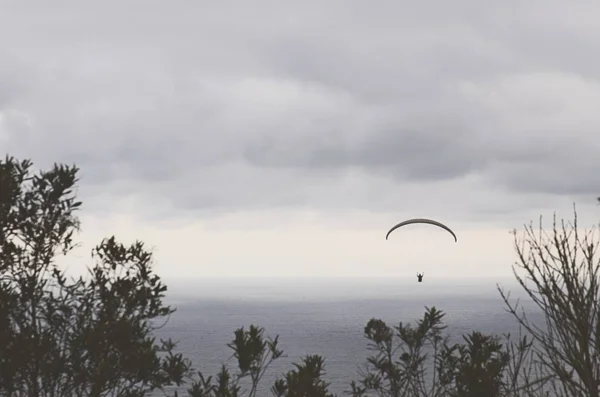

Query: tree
left=0, top=155, right=192, bottom=396
left=498, top=206, right=600, bottom=397
left=346, top=306, right=547, bottom=397
left=186, top=325, right=335, bottom=397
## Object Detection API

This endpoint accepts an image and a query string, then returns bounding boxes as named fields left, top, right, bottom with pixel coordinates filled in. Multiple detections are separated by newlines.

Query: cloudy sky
left=1, top=1, right=600, bottom=280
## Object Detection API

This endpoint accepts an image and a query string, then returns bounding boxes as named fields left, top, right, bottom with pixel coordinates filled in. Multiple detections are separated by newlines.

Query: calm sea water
left=152, top=277, right=544, bottom=396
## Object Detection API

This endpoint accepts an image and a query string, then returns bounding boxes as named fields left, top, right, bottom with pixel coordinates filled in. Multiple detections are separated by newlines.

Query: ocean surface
left=152, top=277, right=544, bottom=396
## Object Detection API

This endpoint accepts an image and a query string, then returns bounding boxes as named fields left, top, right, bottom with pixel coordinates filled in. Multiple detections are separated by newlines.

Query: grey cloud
left=243, top=114, right=485, bottom=182
left=0, top=55, right=36, bottom=109
left=2, top=1, right=600, bottom=219
left=267, top=29, right=521, bottom=105
left=490, top=149, right=600, bottom=197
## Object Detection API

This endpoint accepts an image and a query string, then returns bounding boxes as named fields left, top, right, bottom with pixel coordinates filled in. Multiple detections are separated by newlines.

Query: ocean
left=153, top=277, right=544, bottom=396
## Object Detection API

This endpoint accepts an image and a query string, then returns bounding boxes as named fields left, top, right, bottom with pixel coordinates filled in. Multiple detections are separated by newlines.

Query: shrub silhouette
left=0, top=156, right=191, bottom=396
left=499, top=206, right=600, bottom=397
left=1, top=155, right=598, bottom=396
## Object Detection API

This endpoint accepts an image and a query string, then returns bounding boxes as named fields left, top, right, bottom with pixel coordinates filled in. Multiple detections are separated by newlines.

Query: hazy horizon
left=161, top=275, right=529, bottom=303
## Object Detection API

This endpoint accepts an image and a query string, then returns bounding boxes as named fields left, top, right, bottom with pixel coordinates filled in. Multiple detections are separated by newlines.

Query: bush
left=1, top=155, right=598, bottom=397
left=0, top=156, right=191, bottom=396
left=499, top=207, right=600, bottom=397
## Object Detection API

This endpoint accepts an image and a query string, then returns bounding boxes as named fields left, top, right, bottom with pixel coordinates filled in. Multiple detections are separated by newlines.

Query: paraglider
left=385, top=218, right=457, bottom=282
left=385, top=218, right=457, bottom=242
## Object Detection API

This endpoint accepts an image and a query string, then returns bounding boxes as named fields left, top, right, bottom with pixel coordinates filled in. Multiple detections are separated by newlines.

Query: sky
left=1, top=1, right=600, bottom=281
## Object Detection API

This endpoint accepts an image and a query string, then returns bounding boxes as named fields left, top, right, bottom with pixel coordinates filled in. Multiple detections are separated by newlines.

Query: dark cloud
left=243, top=114, right=485, bottom=183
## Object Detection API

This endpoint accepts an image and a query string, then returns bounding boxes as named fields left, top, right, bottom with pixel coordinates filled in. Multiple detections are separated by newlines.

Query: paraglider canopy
left=385, top=218, right=457, bottom=242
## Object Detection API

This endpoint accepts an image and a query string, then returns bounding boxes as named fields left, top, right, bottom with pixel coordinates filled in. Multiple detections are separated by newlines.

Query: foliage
left=189, top=308, right=546, bottom=397
left=499, top=206, right=600, bottom=397
left=346, top=306, right=549, bottom=397
left=0, top=156, right=191, bottom=396
left=182, top=325, right=333, bottom=397
left=183, top=325, right=334, bottom=397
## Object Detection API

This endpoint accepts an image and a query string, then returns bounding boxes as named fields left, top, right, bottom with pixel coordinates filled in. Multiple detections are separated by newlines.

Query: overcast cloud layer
left=1, top=1, right=600, bottom=278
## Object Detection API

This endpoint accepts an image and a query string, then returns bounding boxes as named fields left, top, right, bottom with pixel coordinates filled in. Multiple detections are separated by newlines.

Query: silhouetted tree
left=441, top=331, right=509, bottom=397
left=346, top=306, right=547, bottom=397
left=0, top=156, right=191, bottom=396
left=499, top=206, right=600, bottom=397
left=271, top=355, right=335, bottom=397
left=186, top=325, right=334, bottom=397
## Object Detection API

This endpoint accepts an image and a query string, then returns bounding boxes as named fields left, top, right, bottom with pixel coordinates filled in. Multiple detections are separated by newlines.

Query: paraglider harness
left=417, top=273, right=424, bottom=282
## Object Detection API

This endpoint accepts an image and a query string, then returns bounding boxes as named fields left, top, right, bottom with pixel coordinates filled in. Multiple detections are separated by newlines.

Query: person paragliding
left=385, top=218, right=457, bottom=281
